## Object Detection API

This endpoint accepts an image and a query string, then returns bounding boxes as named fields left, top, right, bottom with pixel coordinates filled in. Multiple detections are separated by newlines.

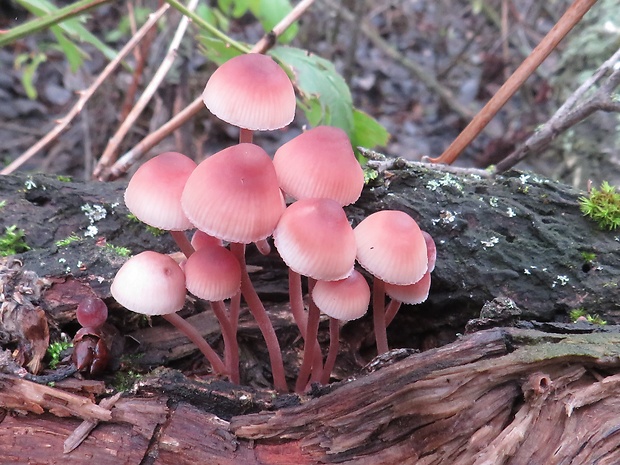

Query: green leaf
left=197, top=36, right=244, bottom=65
left=249, top=0, right=298, bottom=44
left=271, top=45, right=355, bottom=135
left=15, top=0, right=118, bottom=63
left=15, top=52, right=47, bottom=99
left=218, top=0, right=251, bottom=18
left=50, top=24, right=85, bottom=72
left=351, top=108, right=390, bottom=150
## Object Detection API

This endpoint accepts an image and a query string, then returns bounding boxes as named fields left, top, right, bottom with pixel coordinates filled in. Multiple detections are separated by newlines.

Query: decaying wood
left=1, top=163, right=620, bottom=463
left=3, top=328, right=620, bottom=463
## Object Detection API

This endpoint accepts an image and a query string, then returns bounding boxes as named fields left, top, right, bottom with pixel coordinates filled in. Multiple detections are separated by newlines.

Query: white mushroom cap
left=111, top=251, right=186, bottom=315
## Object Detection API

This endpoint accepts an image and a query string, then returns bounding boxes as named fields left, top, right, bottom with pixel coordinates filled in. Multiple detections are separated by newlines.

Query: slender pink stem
left=229, top=291, right=241, bottom=334
left=169, top=230, right=194, bottom=259
left=295, top=278, right=322, bottom=392
left=373, top=277, right=389, bottom=355
left=288, top=270, right=323, bottom=382
left=321, top=317, right=340, bottom=385
left=230, top=242, right=287, bottom=391
left=210, top=301, right=240, bottom=384
left=161, top=312, right=226, bottom=375
left=384, top=299, right=403, bottom=328
left=239, top=128, right=254, bottom=144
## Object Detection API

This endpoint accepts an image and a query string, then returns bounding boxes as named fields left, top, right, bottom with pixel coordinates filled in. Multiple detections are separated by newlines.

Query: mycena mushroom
left=202, top=53, right=296, bottom=144
left=111, top=250, right=227, bottom=376
left=354, top=210, right=428, bottom=355
left=181, top=143, right=287, bottom=390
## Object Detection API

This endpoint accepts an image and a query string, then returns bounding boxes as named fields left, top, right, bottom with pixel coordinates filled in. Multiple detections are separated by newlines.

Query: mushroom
left=354, top=210, right=428, bottom=355
left=181, top=143, right=287, bottom=390
left=273, top=197, right=357, bottom=391
left=202, top=53, right=296, bottom=144
left=124, top=151, right=197, bottom=258
left=384, top=231, right=436, bottom=327
left=272, top=125, right=365, bottom=206
left=184, top=244, right=241, bottom=383
left=111, top=250, right=226, bottom=375
left=311, top=270, right=370, bottom=384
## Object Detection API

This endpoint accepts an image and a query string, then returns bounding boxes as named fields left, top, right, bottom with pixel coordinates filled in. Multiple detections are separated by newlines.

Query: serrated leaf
left=271, top=45, right=354, bottom=135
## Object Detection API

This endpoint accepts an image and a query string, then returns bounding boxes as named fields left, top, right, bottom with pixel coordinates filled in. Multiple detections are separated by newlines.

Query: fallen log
left=1, top=161, right=620, bottom=463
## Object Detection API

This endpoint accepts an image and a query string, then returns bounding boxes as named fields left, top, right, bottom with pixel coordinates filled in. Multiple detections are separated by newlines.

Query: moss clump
left=579, top=181, right=620, bottom=231
left=0, top=225, right=30, bottom=256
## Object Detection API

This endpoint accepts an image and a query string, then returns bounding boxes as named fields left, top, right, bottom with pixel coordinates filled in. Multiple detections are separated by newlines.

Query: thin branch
left=92, top=0, right=200, bottom=178
left=426, top=0, right=598, bottom=165
left=0, top=4, right=170, bottom=176
left=494, top=48, right=620, bottom=173
left=0, top=0, right=113, bottom=47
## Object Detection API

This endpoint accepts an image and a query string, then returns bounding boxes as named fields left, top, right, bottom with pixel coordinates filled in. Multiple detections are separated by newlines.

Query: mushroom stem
left=161, top=312, right=227, bottom=375
left=384, top=299, right=403, bottom=328
left=230, top=242, right=287, bottom=391
left=295, top=278, right=322, bottom=392
left=320, top=317, right=340, bottom=385
left=254, top=238, right=271, bottom=256
left=288, top=270, right=324, bottom=379
left=169, top=230, right=195, bottom=258
left=239, top=128, right=254, bottom=144
left=210, top=300, right=240, bottom=384
left=373, top=277, right=389, bottom=355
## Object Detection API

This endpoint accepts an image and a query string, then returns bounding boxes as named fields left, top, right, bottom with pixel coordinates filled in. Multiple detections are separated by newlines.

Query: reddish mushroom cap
left=273, top=198, right=356, bottom=281
left=124, top=152, right=196, bottom=231
left=202, top=53, right=296, bottom=131
left=354, top=210, right=428, bottom=285
left=184, top=245, right=241, bottom=301
left=111, top=251, right=186, bottom=315
left=422, top=230, right=436, bottom=273
left=191, top=230, right=223, bottom=250
left=181, top=143, right=285, bottom=244
left=385, top=270, right=431, bottom=305
left=311, top=270, right=371, bottom=321
left=273, top=126, right=364, bottom=206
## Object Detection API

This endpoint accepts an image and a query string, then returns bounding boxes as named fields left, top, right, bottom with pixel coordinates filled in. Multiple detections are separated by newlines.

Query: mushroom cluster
left=111, top=52, right=436, bottom=392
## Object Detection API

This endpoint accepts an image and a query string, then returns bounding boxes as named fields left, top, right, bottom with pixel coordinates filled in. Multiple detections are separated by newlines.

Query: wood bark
left=1, top=162, right=620, bottom=463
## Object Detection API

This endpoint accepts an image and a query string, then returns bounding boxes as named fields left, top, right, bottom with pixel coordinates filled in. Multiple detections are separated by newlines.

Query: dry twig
left=494, top=46, right=620, bottom=173
left=0, top=4, right=170, bottom=176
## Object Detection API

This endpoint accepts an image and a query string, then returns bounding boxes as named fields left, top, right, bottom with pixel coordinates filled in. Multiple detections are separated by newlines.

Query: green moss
left=56, top=175, right=72, bottom=182
left=581, top=251, right=596, bottom=262
left=126, top=213, right=165, bottom=236
left=579, top=181, right=620, bottom=230
left=0, top=225, right=30, bottom=256
left=112, top=370, right=142, bottom=392
left=105, top=242, right=131, bottom=257
left=47, top=340, right=73, bottom=369
left=569, top=308, right=607, bottom=325
left=55, top=233, right=81, bottom=248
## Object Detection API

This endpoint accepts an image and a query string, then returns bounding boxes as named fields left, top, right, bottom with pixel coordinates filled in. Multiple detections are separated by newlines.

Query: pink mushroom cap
left=273, top=198, right=357, bottom=281
left=385, top=270, right=431, bottom=305
left=111, top=251, right=186, bottom=315
left=202, top=53, right=296, bottom=131
left=181, top=143, right=285, bottom=244
left=184, top=245, right=241, bottom=301
left=354, top=210, right=428, bottom=285
left=124, top=152, right=196, bottom=231
left=273, top=126, right=364, bottom=206
left=311, top=270, right=371, bottom=321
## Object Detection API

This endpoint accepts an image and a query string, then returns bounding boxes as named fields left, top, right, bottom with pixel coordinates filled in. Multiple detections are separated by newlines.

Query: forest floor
left=1, top=0, right=619, bottom=188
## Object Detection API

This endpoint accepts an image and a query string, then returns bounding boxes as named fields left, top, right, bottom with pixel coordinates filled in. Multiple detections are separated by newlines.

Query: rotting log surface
left=1, top=163, right=620, bottom=464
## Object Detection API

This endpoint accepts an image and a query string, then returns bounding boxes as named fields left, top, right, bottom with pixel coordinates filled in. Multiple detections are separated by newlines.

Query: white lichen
left=24, top=177, right=37, bottom=190
left=480, top=236, right=499, bottom=249
left=432, top=210, right=456, bottom=225
left=84, top=225, right=98, bottom=238
left=81, top=204, right=107, bottom=222
left=506, top=207, right=516, bottom=218
left=552, top=275, right=570, bottom=288
left=489, top=197, right=499, bottom=207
